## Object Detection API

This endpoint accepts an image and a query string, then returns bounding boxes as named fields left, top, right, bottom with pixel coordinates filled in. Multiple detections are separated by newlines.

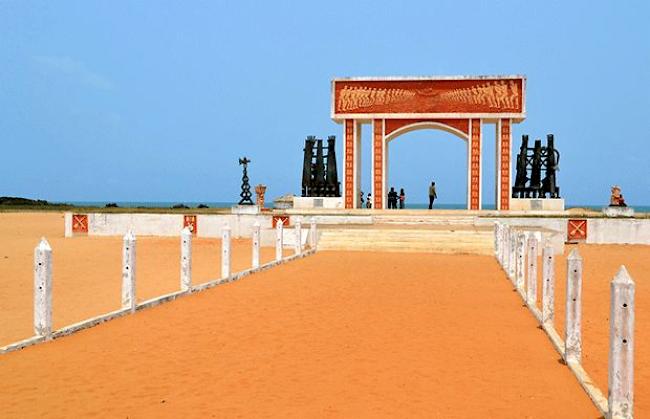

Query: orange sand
left=0, top=212, right=277, bottom=345
left=0, top=213, right=605, bottom=417
left=530, top=243, right=650, bottom=416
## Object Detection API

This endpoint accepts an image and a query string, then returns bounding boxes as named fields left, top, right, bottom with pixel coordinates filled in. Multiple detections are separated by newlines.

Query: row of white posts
left=32, top=218, right=317, bottom=340
left=494, top=222, right=635, bottom=419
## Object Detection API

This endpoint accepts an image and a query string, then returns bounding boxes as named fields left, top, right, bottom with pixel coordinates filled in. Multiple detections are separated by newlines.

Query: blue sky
left=1, top=1, right=648, bottom=206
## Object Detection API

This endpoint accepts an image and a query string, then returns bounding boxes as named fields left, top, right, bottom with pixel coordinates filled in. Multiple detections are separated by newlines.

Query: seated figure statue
left=609, top=185, right=627, bottom=207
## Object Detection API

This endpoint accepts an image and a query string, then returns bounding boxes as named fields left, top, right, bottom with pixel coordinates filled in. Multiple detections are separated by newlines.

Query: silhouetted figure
left=366, top=193, right=372, bottom=209
left=388, top=187, right=398, bottom=209
left=428, top=181, right=437, bottom=209
left=399, top=188, right=406, bottom=209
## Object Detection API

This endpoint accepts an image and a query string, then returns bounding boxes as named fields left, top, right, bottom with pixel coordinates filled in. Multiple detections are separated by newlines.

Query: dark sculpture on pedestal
left=238, top=157, right=254, bottom=205
left=512, top=134, right=560, bottom=198
left=301, top=135, right=341, bottom=197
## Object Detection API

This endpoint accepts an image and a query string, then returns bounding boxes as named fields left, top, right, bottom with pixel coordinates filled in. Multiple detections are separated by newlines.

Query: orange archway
left=331, top=76, right=526, bottom=210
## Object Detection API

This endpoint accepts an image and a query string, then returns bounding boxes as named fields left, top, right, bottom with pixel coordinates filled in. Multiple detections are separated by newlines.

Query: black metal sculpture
left=238, top=157, right=254, bottom=205
left=301, top=135, right=340, bottom=197
left=512, top=134, right=560, bottom=198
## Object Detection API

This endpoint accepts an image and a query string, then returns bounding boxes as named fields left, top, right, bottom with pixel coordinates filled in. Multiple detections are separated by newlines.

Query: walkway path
left=0, top=251, right=598, bottom=418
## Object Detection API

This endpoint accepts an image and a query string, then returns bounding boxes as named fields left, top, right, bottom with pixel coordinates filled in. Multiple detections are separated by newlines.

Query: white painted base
left=293, top=197, right=343, bottom=209
left=510, top=198, right=565, bottom=211
left=602, top=206, right=635, bottom=217
left=231, top=205, right=261, bottom=214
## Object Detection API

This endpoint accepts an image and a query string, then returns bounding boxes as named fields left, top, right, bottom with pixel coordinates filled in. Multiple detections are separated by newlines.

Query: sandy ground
left=0, top=212, right=278, bottom=345
left=529, top=243, right=650, bottom=416
left=0, top=212, right=606, bottom=418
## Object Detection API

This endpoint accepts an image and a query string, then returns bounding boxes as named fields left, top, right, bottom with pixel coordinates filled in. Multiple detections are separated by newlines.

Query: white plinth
left=602, top=206, right=635, bottom=217
left=231, top=205, right=261, bottom=214
left=509, top=198, right=565, bottom=211
left=293, top=197, right=343, bottom=209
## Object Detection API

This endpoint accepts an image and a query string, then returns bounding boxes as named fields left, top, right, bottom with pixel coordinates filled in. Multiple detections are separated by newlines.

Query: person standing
left=359, top=191, right=364, bottom=208
left=388, top=187, right=397, bottom=209
left=366, top=193, right=372, bottom=208
left=399, top=188, right=406, bottom=209
left=428, top=181, right=437, bottom=209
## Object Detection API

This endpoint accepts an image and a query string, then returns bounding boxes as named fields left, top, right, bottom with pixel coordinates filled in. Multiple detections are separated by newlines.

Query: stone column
left=34, top=238, right=53, bottom=337
left=275, top=219, right=283, bottom=261
left=344, top=119, right=355, bottom=209
left=498, top=119, right=511, bottom=210
left=608, top=266, right=635, bottom=419
left=252, top=221, right=260, bottom=269
left=526, top=235, right=538, bottom=307
left=372, top=119, right=385, bottom=209
left=180, top=227, right=192, bottom=292
left=121, top=231, right=137, bottom=312
left=221, top=225, right=231, bottom=279
left=542, top=244, right=555, bottom=325
left=469, top=119, right=482, bottom=210
left=565, top=248, right=583, bottom=363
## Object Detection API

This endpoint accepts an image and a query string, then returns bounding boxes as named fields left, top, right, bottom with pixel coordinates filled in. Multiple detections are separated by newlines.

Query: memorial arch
left=331, top=75, right=526, bottom=210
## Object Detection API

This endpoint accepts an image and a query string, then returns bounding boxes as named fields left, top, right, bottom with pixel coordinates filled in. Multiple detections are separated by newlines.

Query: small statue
left=609, top=185, right=627, bottom=207
left=238, top=157, right=254, bottom=205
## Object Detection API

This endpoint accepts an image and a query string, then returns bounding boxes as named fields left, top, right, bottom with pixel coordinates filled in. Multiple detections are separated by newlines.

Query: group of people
left=358, top=181, right=438, bottom=210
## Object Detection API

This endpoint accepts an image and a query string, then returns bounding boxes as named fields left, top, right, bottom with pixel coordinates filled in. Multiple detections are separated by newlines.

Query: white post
left=64, top=212, right=73, bottom=238
left=180, top=227, right=192, bottom=292
left=275, top=219, right=284, bottom=261
left=508, top=229, right=516, bottom=281
left=565, top=248, right=583, bottom=363
left=34, top=238, right=53, bottom=337
left=515, top=232, right=526, bottom=292
left=526, top=235, right=538, bottom=307
left=607, top=266, right=635, bottom=419
left=221, top=224, right=231, bottom=279
left=310, top=217, right=318, bottom=250
left=542, top=244, right=555, bottom=325
left=252, top=221, right=260, bottom=269
left=494, top=222, right=499, bottom=257
left=294, top=220, right=302, bottom=255
left=121, top=231, right=137, bottom=312
left=503, top=226, right=510, bottom=271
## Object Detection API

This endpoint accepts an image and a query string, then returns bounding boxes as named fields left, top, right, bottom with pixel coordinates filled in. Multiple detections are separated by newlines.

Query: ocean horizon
left=62, top=201, right=650, bottom=213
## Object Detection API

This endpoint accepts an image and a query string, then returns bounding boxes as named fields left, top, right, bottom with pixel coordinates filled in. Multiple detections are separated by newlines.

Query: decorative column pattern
left=470, top=119, right=481, bottom=210
left=344, top=119, right=354, bottom=209
left=373, top=119, right=384, bottom=209
left=500, top=118, right=511, bottom=210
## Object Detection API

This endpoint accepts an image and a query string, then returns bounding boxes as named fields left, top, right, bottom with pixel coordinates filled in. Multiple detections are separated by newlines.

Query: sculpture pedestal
left=231, top=205, right=260, bottom=215
left=509, top=198, right=565, bottom=211
left=293, top=197, right=344, bottom=209
left=602, top=206, right=635, bottom=217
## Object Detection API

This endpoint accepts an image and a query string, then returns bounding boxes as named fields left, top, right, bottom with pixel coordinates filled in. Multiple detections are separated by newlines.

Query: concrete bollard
left=565, top=248, right=583, bottom=363
left=310, top=217, right=318, bottom=250
left=275, top=219, right=283, bottom=261
left=180, top=227, right=192, bottom=292
left=252, top=221, right=260, bottom=269
left=503, top=226, right=510, bottom=271
left=294, top=220, right=302, bottom=255
left=542, top=244, right=555, bottom=325
left=64, top=212, right=73, bottom=238
left=515, top=232, right=526, bottom=292
left=607, top=266, right=635, bottom=419
left=526, top=235, right=538, bottom=307
left=221, top=224, right=231, bottom=279
left=121, top=231, right=137, bottom=312
left=34, top=238, right=53, bottom=337
left=508, top=229, right=516, bottom=281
